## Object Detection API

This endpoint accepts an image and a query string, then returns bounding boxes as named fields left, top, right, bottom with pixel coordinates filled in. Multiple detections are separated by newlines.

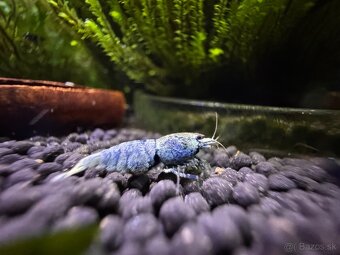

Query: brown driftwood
left=0, top=77, right=126, bottom=138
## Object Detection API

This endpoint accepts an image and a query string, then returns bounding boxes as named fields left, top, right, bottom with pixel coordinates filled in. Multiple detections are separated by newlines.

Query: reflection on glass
left=134, top=91, right=340, bottom=157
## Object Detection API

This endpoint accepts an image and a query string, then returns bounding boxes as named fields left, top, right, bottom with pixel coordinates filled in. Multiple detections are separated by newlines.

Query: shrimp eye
left=196, top=135, right=204, bottom=140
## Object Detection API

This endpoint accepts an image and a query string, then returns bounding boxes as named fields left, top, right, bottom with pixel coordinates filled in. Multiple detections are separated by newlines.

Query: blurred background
left=1, top=0, right=340, bottom=108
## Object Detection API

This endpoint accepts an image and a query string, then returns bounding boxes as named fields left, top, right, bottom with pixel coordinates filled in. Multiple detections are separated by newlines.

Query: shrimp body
left=56, top=132, right=220, bottom=180
left=101, top=139, right=156, bottom=173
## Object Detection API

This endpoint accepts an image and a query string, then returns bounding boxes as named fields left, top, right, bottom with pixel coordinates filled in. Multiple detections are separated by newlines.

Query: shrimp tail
left=50, top=152, right=102, bottom=182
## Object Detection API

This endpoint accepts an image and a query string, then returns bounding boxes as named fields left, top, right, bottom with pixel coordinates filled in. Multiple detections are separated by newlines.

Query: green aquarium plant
left=0, top=0, right=115, bottom=88
left=49, top=0, right=340, bottom=106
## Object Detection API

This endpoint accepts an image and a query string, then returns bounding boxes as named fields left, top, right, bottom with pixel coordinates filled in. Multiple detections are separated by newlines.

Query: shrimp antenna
left=210, top=113, right=228, bottom=154
left=211, top=112, right=218, bottom=140
left=215, top=139, right=228, bottom=154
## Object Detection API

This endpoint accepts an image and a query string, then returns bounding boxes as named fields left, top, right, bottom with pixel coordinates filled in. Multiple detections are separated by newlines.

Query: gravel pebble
left=28, top=193, right=75, bottom=221
left=65, top=142, right=82, bottom=151
left=267, top=191, right=300, bottom=212
left=182, top=180, right=201, bottom=194
left=184, top=192, right=210, bottom=214
left=90, top=128, right=105, bottom=141
left=286, top=190, right=325, bottom=218
left=303, top=165, right=328, bottom=182
left=144, top=236, right=171, bottom=255
left=106, top=172, right=130, bottom=190
left=27, top=145, right=45, bottom=156
left=219, top=167, right=238, bottom=185
left=40, top=145, right=64, bottom=161
left=225, top=146, right=238, bottom=157
left=254, top=197, right=282, bottom=215
left=244, top=173, right=269, bottom=193
left=146, top=166, right=163, bottom=182
left=75, top=134, right=89, bottom=144
left=249, top=152, right=266, bottom=164
left=4, top=168, right=37, bottom=188
left=255, top=161, right=277, bottom=176
left=106, top=129, right=118, bottom=138
left=229, top=152, right=252, bottom=170
left=0, top=185, right=44, bottom=215
left=54, top=152, right=73, bottom=165
left=72, top=178, right=120, bottom=212
left=11, top=141, right=35, bottom=154
left=0, top=141, right=14, bottom=149
left=0, top=154, right=24, bottom=164
left=29, top=136, right=46, bottom=143
left=46, top=136, right=61, bottom=144
left=212, top=205, right=252, bottom=245
left=267, top=157, right=283, bottom=167
left=281, top=158, right=308, bottom=167
left=0, top=163, right=22, bottom=177
left=123, top=213, right=162, bottom=243
left=247, top=213, right=282, bottom=254
left=298, top=200, right=324, bottom=217
left=115, top=241, right=144, bottom=255
left=64, top=133, right=78, bottom=142
left=268, top=173, right=297, bottom=191
left=120, top=196, right=153, bottom=219
left=29, top=153, right=45, bottom=161
left=282, top=171, right=319, bottom=191
left=202, top=177, right=233, bottom=207
left=0, top=148, right=13, bottom=157
left=232, top=182, right=260, bottom=207
left=100, top=215, right=124, bottom=251
left=159, top=197, right=196, bottom=236
left=84, top=167, right=106, bottom=179
left=53, top=206, right=98, bottom=231
left=149, top=180, right=177, bottom=210
left=198, top=211, right=242, bottom=253
left=8, top=158, right=41, bottom=172
left=96, top=182, right=121, bottom=214
left=212, top=150, right=229, bottom=167
left=237, top=167, right=253, bottom=181
left=266, top=216, right=300, bottom=245
left=308, top=192, right=335, bottom=212
left=314, top=182, right=340, bottom=198
left=284, top=212, right=323, bottom=244
left=311, top=157, right=340, bottom=181
left=118, top=189, right=142, bottom=213
left=171, top=222, right=213, bottom=255
left=37, top=162, right=62, bottom=175
left=197, top=150, right=213, bottom=162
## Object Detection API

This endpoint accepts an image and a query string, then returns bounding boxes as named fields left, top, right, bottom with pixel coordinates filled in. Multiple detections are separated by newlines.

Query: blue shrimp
left=54, top=133, right=219, bottom=180
left=53, top=114, right=225, bottom=184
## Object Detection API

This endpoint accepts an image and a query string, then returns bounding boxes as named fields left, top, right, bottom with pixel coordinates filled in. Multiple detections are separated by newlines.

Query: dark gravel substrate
left=0, top=128, right=339, bottom=255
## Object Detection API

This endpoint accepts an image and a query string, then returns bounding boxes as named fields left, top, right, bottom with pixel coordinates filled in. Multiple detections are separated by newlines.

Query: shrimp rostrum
left=56, top=131, right=224, bottom=182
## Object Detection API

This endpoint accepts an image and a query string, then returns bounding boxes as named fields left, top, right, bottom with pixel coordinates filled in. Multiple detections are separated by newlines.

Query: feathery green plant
left=0, top=0, right=111, bottom=87
left=49, top=0, right=340, bottom=103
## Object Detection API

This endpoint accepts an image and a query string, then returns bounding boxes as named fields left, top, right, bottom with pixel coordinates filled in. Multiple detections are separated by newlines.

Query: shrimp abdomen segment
left=101, top=139, right=157, bottom=173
